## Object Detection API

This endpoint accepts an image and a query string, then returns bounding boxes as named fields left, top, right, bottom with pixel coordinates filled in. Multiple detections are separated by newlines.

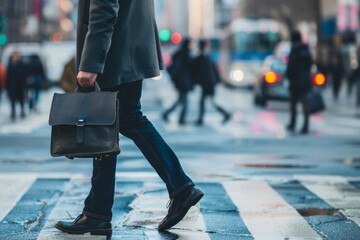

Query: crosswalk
left=1, top=174, right=360, bottom=240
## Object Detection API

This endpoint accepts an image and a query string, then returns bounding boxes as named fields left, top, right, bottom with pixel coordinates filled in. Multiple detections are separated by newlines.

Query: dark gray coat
left=192, top=53, right=220, bottom=96
left=77, top=0, right=164, bottom=88
left=285, top=43, right=313, bottom=97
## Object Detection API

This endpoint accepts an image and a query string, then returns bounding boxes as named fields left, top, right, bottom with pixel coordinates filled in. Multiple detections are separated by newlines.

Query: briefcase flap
left=49, top=92, right=118, bottom=126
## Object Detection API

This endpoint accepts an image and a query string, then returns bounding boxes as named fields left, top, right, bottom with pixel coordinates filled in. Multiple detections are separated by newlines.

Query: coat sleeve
left=78, top=0, right=119, bottom=74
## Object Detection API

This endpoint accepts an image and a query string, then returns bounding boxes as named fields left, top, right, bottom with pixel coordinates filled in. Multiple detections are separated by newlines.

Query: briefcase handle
left=75, top=82, right=101, bottom=93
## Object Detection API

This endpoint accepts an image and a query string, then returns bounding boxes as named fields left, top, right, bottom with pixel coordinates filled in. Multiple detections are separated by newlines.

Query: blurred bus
left=220, top=18, right=285, bottom=88
left=209, top=36, right=221, bottom=64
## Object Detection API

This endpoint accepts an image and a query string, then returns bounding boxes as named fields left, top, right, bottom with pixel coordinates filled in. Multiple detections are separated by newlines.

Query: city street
left=0, top=75, right=360, bottom=240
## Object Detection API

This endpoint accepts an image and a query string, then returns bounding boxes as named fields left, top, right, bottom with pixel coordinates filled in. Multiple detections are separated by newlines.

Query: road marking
left=115, top=172, right=158, bottom=179
left=123, top=181, right=210, bottom=239
left=197, top=182, right=252, bottom=238
left=271, top=179, right=360, bottom=239
left=1, top=178, right=67, bottom=239
left=297, top=175, right=360, bottom=227
left=39, top=236, right=106, bottom=240
left=223, top=180, right=322, bottom=240
left=2, top=174, right=360, bottom=239
left=37, top=177, right=91, bottom=240
left=0, top=174, right=36, bottom=221
left=0, top=172, right=159, bottom=180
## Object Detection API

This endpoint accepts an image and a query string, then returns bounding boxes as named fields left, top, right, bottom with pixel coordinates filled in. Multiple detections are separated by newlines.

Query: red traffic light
left=171, top=32, right=182, bottom=45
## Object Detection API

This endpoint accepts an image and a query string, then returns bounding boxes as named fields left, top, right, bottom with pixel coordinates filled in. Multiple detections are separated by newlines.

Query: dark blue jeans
left=82, top=80, right=193, bottom=221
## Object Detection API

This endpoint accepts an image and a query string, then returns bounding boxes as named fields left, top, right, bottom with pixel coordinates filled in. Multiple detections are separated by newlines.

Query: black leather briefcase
left=49, top=84, right=120, bottom=159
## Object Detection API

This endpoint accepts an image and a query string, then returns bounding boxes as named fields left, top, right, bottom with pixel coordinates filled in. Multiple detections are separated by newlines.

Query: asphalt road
left=0, top=76, right=360, bottom=240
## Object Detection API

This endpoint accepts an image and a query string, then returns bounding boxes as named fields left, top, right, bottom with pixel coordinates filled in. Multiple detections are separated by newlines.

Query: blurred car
left=273, top=40, right=291, bottom=62
left=253, top=55, right=326, bottom=107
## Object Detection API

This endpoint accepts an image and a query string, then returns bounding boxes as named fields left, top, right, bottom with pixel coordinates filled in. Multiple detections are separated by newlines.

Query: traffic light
left=0, top=14, right=7, bottom=46
left=159, top=29, right=171, bottom=42
left=159, top=29, right=182, bottom=45
left=170, top=32, right=182, bottom=45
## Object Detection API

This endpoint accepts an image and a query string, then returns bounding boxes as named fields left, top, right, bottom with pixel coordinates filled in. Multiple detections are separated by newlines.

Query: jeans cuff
left=82, top=210, right=112, bottom=221
left=170, top=182, right=194, bottom=199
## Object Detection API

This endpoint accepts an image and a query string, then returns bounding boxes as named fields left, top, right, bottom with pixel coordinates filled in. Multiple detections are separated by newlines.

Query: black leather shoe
left=158, top=186, right=204, bottom=231
left=55, top=214, right=112, bottom=237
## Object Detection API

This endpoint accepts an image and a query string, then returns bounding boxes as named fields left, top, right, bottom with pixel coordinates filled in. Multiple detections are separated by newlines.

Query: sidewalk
left=0, top=88, right=57, bottom=134
left=322, top=83, right=360, bottom=118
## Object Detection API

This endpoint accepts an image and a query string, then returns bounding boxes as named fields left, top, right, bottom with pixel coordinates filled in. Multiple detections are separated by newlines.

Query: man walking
left=55, top=1, right=203, bottom=237
left=193, top=39, right=231, bottom=125
left=286, top=30, right=313, bottom=134
left=162, top=38, right=194, bottom=125
left=6, top=51, right=27, bottom=120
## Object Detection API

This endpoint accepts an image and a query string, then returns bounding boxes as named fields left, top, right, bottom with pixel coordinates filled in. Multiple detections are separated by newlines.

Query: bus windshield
left=231, top=31, right=281, bottom=55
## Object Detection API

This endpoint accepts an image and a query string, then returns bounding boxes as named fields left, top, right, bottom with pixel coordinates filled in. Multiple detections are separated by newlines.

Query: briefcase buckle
left=76, top=119, right=85, bottom=127
left=76, top=119, right=85, bottom=144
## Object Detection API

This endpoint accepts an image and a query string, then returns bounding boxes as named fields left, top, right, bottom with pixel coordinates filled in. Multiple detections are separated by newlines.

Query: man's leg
left=300, top=95, right=309, bottom=134
left=116, top=80, right=203, bottom=230
left=10, top=100, right=16, bottom=120
left=82, top=156, right=117, bottom=221
left=117, top=81, right=193, bottom=196
left=287, top=95, right=297, bottom=131
left=19, top=98, right=25, bottom=118
left=162, top=92, right=180, bottom=122
left=196, top=92, right=206, bottom=125
left=211, top=96, right=231, bottom=123
left=178, top=91, right=188, bottom=125
left=55, top=98, right=119, bottom=237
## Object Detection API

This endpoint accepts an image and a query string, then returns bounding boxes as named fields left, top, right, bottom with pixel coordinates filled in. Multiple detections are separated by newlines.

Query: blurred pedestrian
left=27, top=54, right=46, bottom=111
left=328, top=37, right=345, bottom=101
left=162, top=38, right=194, bottom=125
left=350, top=47, right=360, bottom=107
left=285, top=30, right=313, bottom=134
left=59, top=55, right=77, bottom=93
left=6, top=51, right=27, bottom=120
left=0, top=63, right=6, bottom=107
left=54, top=1, right=203, bottom=238
left=193, top=39, right=231, bottom=125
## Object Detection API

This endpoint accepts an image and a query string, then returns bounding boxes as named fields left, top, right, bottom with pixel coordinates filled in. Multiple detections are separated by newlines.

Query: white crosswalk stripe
left=1, top=174, right=360, bottom=239
left=37, top=175, right=97, bottom=240
left=296, top=175, right=360, bottom=228
left=0, top=174, right=37, bottom=221
left=123, top=181, right=210, bottom=240
left=223, top=180, right=322, bottom=240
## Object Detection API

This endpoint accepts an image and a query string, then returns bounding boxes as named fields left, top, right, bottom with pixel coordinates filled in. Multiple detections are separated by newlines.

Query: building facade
left=0, top=0, right=76, bottom=44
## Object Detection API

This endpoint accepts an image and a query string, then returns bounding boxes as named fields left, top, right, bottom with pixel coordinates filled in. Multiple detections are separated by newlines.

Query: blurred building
left=156, top=1, right=188, bottom=36
left=186, top=0, right=338, bottom=41
left=0, top=0, right=76, bottom=44
left=213, top=0, right=360, bottom=44
left=0, top=0, right=357, bottom=47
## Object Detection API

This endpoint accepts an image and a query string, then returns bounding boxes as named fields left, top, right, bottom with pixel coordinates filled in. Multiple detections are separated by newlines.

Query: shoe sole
left=54, top=223, right=112, bottom=237
left=158, top=189, right=204, bottom=231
